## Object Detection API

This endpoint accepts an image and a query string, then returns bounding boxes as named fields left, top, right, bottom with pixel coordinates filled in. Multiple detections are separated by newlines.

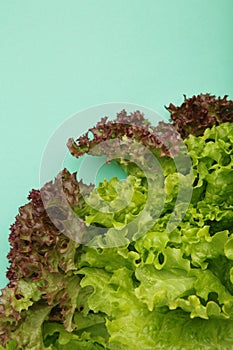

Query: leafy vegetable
left=166, top=93, right=233, bottom=138
left=1, top=94, right=233, bottom=349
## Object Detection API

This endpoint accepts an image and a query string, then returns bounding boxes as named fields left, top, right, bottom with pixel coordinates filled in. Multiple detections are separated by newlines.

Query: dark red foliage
left=67, top=110, right=182, bottom=159
left=166, top=93, right=233, bottom=138
left=6, top=169, right=85, bottom=285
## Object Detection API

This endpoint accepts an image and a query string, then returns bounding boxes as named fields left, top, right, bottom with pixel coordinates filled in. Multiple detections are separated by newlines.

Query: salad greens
left=1, top=94, right=233, bottom=349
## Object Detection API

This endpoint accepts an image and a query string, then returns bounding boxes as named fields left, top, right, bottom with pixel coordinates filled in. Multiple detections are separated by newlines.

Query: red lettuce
left=166, top=93, right=233, bottom=138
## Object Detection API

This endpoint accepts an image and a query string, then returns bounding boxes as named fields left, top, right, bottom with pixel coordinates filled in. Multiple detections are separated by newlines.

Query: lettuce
left=1, top=94, right=233, bottom=349
left=166, top=93, right=233, bottom=138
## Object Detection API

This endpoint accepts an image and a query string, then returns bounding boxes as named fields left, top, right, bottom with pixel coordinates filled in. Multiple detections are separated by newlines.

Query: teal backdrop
left=0, top=0, right=233, bottom=289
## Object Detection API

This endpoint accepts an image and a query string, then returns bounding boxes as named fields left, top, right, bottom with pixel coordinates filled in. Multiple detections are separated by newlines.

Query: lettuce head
left=1, top=94, right=233, bottom=349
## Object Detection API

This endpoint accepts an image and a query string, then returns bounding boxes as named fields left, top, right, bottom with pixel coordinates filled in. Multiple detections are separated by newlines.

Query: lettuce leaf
left=166, top=93, right=233, bottom=138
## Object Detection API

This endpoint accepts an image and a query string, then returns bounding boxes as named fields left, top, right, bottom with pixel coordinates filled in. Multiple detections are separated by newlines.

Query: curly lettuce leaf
left=77, top=250, right=233, bottom=349
left=166, top=93, right=233, bottom=138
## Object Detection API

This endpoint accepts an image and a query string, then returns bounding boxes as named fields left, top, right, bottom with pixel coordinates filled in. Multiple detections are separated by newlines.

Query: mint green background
left=0, top=0, right=232, bottom=289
